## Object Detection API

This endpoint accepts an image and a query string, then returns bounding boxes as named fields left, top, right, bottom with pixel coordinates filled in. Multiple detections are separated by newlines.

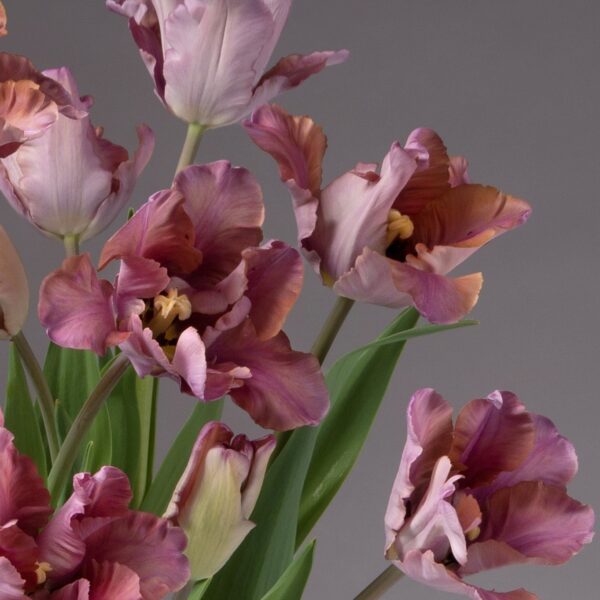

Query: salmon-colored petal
left=0, top=225, right=29, bottom=339
left=0, top=2, right=7, bottom=36
left=85, top=561, right=141, bottom=600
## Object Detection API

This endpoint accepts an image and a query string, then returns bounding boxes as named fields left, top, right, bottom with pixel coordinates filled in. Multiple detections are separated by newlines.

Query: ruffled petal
left=450, top=391, right=535, bottom=489
left=0, top=523, right=39, bottom=591
left=207, top=320, right=328, bottom=430
left=174, top=162, right=264, bottom=286
left=99, top=189, right=202, bottom=275
left=38, top=254, right=125, bottom=355
left=0, top=557, right=26, bottom=600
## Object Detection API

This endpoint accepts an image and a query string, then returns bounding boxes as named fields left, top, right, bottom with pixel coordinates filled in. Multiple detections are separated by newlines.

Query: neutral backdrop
left=1, top=1, right=598, bottom=599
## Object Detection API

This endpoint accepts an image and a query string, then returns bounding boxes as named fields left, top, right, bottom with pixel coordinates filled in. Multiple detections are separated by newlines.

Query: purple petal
left=253, top=0, right=293, bottom=76
left=49, top=579, right=90, bottom=600
left=0, top=557, right=26, bottom=600
left=0, top=523, right=40, bottom=591
left=171, top=326, right=208, bottom=399
left=38, top=254, right=126, bottom=355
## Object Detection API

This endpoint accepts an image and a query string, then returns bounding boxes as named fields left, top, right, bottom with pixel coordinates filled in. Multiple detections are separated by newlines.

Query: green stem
left=310, top=296, right=355, bottom=365
left=63, top=234, right=80, bottom=258
left=11, top=331, right=60, bottom=461
left=176, top=123, right=206, bottom=174
left=353, top=565, right=404, bottom=600
left=47, top=353, right=130, bottom=501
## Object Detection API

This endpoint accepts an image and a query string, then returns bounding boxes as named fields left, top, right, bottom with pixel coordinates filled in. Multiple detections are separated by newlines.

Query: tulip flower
left=0, top=411, right=190, bottom=598
left=245, top=105, right=532, bottom=324
left=39, top=161, right=328, bottom=430
left=0, top=67, right=154, bottom=245
left=106, top=0, right=348, bottom=128
left=384, top=388, right=594, bottom=600
left=165, top=421, right=275, bottom=580
left=0, top=52, right=84, bottom=159
left=0, top=2, right=7, bottom=36
left=0, top=224, right=28, bottom=339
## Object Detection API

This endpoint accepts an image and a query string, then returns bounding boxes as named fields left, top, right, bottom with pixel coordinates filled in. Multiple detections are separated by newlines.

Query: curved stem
left=63, top=234, right=80, bottom=258
left=354, top=565, right=404, bottom=600
left=48, top=353, right=130, bottom=502
left=176, top=123, right=206, bottom=174
left=11, top=332, right=60, bottom=461
left=310, top=296, right=355, bottom=365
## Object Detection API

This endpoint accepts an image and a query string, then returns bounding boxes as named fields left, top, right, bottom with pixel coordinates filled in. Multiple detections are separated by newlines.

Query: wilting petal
left=450, top=391, right=535, bottom=489
left=207, top=320, right=327, bottom=430
left=174, top=162, right=264, bottom=286
left=475, top=481, right=594, bottom=566
left=39, top=254, right=126, bottom=355
left=99, top=189, right=202, bottom=275
left=0, top=225, right=29, bottom=339
left=84, top=561, right=141, bottom=600
left=78, top=512, right=189, bottom=600
left=0, top=557, right=26, bottom=600
left=398, top=550, right=536, bottom=600
left=162, top=0, right=273, bottom=126
left=335, top=247, right=483, bottom=323
left=0, top=423, right=52, bottom=534
left=477, top=414, right=579, bottom=499
left=241, top=241, right=303, bottom=339
left=249, top=50, right=350, bottom=116
left=314, top=143, right=417, bottom=280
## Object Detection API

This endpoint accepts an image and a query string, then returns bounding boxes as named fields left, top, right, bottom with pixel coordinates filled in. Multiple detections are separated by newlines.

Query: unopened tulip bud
left=165, top=421, right=276, bottom=580
left=0, top=224, right=28, bottom=339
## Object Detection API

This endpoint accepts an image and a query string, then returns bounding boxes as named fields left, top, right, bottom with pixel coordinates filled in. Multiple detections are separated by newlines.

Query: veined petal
left=252, top=0, right=292, bottom=77
left=84, top=560, right=141, bottom=600
left=0, top=225, right=28, bottom=339
left=174, top=162, right=264, bottom=286
left=49, top=579, right=90, bottom=600
left=38, top=254, right=125, bottom=355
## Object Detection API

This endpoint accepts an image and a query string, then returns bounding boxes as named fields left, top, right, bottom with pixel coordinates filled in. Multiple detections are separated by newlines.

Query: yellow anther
left=386, top=209, right=414, bottom=246
left=148, top=288, right=192, bottom=337
left=466, top=526, right=481, bottom=542
left=35, top=562, right=52, bottom=585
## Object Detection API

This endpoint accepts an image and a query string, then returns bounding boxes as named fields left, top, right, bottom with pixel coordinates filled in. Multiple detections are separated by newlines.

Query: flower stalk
left=63, top=234, right=79, bottom=257
left=311, top=296, right=355, bottom=365
left=47, top=352, right=129, bottom=502
left=176, top=123, right=206, bottom=174
left=354, top=565, right=404, bottom=600
left=11, top=331, right=60, bottom=461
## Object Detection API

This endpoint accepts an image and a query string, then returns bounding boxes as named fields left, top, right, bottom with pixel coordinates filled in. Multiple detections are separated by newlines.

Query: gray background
left=1, top=1, right=598, bottom=598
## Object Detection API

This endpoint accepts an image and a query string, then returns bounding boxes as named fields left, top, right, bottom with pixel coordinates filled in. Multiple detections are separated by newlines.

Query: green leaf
left=260, top=541, right=316, bottom=600
left=188, top=579, right=212, bottom=600
left=141, top=400, right=224, bottom=515
left=4, top=344, right=47, bottom=478
left=296, top=307, right=421, bottom=545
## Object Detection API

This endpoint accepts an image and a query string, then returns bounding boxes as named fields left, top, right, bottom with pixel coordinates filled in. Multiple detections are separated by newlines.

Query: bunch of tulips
left=0, top=2, right=594, bottom=599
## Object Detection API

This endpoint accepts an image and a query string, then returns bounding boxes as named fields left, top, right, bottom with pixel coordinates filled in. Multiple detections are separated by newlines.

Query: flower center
left=465, top=525, right=481, bottom=542
left=386, top=209, right=414, bottom=246
left=35, top=562, right=52, bottom=585
left=148, top=288, right=192, bottom=338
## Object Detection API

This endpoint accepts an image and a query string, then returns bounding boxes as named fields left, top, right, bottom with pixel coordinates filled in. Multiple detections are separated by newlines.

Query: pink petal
left=0, top=557, right=26, bottom=600
left=49, top=579, right=90, bottom=600
left=0, top=425, right=52, bottom=535
left=171, top=326, right=208, bottom=399
left=38, top=254, right=126, bottom=355
left=207, top=320, right=328, bottom=430
left=476, top=481, right=594, bottom=565
left=334, top=247, right=483, bottom=323
left=0, top=523, right=40, bottom=591
left=78, top=512, right=189, bottom=600
left=174, top=162, right=264, bottom=286
left=252, top=0, right=293, bottom=77
left=241, top=241, right=303, bottom=340
left=99, top=189, right=202, bottom=275
left=249, top=50, right=350, bottom=116
left=162, top=0, right=274, bottom=126
left=86, top=561, right=141, bottom=600
left=0, top=3, right=6, bottom=37
left=450, top=391, right=535, bottom=488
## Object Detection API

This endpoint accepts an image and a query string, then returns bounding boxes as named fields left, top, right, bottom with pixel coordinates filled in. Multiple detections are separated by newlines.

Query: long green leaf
left=260, top=541, right=316, bottom=600
left=4, top=344, right=47, bottom=477
left=296, top=308, right=421, bottom=544
left=203, top=426, right=317, bottom=600
left=141, top=400, right=224, bottom=515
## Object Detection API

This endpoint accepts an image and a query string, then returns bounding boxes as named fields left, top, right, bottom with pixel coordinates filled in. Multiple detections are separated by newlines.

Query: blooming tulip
left=384, top=388, right=594, bottom=600
left=39, top=162, right=328, bottom=430
left=0, top=67, right=154, bottom=244
left=165, top=421, right=275, bottom=580
left=106, top=0, right=348, bottom=128
left=0, top=224, right=28, bottom=339
left=245, top=104, right=532, bottom=323
left=0, top=53, right=84, bottom=159
left=0, top=411, right=190, bottom=598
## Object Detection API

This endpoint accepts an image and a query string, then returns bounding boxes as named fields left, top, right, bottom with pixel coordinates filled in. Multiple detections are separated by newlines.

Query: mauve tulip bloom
left=384, top=389, right=594, bottom=600
left=0, top=412, right=189, bottom=598
left=105, top=0, right=348, bottom=128
left=0, top=67, right=154, bottom=244
left=0, top=53, right=84, bottom=159
left=165, top=421, right=275, bottom=580
left=39, top=162, right=328, bottom=430
left=245, top=105, right=532, bottom=324
left=0, top=224, right=29, bottom=339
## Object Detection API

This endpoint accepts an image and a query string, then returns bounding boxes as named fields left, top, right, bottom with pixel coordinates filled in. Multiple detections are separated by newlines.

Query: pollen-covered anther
left=386, top=209, right=414, bottom=246
left=465, top=526, right=481, bottom=542
left=35, top=562, right=52, bottom=585
left=149, top=288, right=192, bottom=337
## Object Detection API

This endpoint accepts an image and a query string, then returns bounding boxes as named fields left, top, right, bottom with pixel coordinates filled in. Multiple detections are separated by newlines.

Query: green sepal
left=260, top=541, right=316, bottom=600
left=4, top=344, right=47, bottom=478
